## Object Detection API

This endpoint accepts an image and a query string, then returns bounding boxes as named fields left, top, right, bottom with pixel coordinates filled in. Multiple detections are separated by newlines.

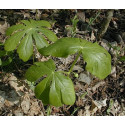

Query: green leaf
left=33, top=32, right=48, bottom=50
left=4, top=20, right=57, bottom=62
left=81, top=42, right=111, bottom=79
left=25, top=59, right=75, bottom=107
left=30, top=20, right=51, bottom=28
left=6, top=24, right=25, bottom=36
left=35, top=76, right=52, bottom=105
left=21, top=20, right=31, bottom=27
left=50, top=72, right=75, bottom=106
left=40, top=37, right=111, bottom=79
left=25, top=59, right=55, bottom=82
left=39, top=28, right=57, bottom=42
left=17, top=34, right=33, bottom=62
left=5, top=31, right=25, bottom=51
left=39, top=37, right=82, bottom=57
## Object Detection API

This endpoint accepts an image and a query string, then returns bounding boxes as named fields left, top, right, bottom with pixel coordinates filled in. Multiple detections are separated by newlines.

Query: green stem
left=46, top=105, right=52, bottom=116
left=89, top=11, right=101, bottom=26
left=68, top=51, right=81, bottom=75
left=71, top=107, right=80, bottom=116
left=87, top=10, right=101, bottom=30
left=80, top=92, right=88, bottom=99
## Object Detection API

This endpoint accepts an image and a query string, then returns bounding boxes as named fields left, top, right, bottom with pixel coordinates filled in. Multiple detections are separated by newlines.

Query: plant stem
left=107, top=99, right=114, bottom=115
left=80, top=92, right=88, bottom=99
left=71, top=107, right=80, bottom=116
left=87, top=10, right=101, bottom=30
left=47, top=105, right=52, bottom=116
left=89, top=11, right=101, bottom=26
left=68, top=51, right=81, bottom=75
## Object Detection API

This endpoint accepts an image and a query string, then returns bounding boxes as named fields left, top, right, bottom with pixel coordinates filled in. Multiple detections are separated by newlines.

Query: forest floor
left=0, top=9, right=125, bottom=116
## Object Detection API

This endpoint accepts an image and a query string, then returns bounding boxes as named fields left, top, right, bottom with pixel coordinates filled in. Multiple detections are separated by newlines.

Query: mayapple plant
left=4, top=19, right=111, bottom=107
left=4, top=19, right=57, bottom=62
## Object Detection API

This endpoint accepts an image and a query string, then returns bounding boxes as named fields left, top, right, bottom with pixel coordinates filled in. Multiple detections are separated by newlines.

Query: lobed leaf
left=40, top=37, right=111, bottom=79
left=4, top=20, right=57, bottom=62
left=25, top=59, right=75, bottom=107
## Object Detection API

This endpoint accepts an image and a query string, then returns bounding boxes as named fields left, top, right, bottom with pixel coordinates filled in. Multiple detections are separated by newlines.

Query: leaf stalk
left=68, top=51, right=81, bottom=75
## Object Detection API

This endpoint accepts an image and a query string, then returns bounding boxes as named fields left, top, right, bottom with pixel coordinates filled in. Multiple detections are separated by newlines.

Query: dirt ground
left=0, top=9, right=125, bottom=116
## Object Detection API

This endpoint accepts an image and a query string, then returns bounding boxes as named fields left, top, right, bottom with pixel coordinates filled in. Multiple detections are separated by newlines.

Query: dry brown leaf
left=111, top=66, right=116, bottom=78
left=0, top=21, right=9, bottom=35
left=21, top=93, right=30, bottom=114
left=92, top=81, right=105, bottom=91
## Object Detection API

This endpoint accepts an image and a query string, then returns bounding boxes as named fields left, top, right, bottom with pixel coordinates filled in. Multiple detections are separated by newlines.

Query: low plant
left=88, top=11, right=100, bottom=26
left=4, top=19, right=111, bottom=107
left=66, top=15, right=79, bottom=37
left=4, top=19, right=57, bottom=62
left=26, top=37, right=111, bottom=106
